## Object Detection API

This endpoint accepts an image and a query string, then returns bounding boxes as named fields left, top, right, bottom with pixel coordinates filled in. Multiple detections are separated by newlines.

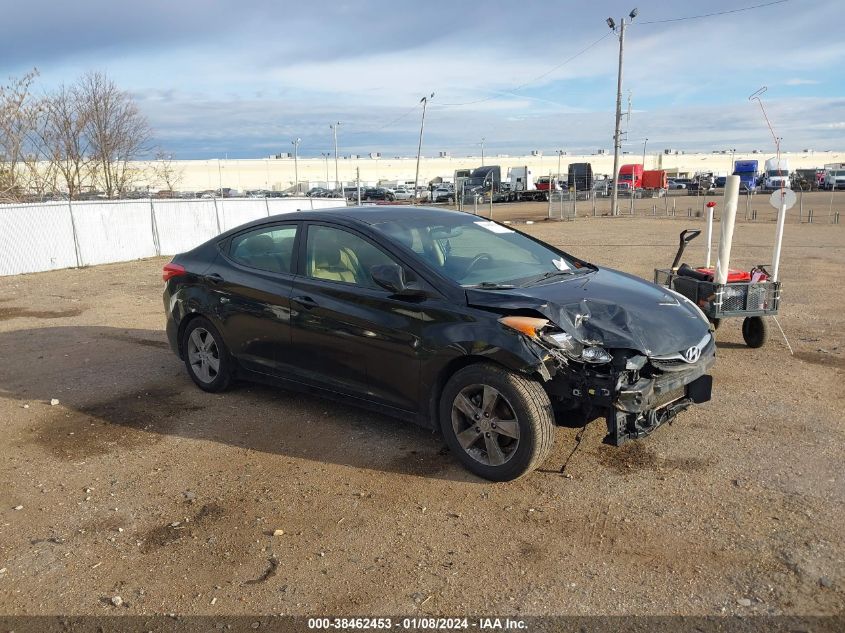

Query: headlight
left=544, top=332, right=612, bottom=364
left=546, top=332, right=583, bottom=357
left=581, top=346, right=612, bottom=364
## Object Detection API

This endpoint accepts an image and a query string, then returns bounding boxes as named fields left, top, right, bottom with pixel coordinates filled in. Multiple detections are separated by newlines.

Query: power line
left=437, top=31, right=614, bottom=108
left=639, top=0, right=790, bottom=25
left=341, top=30, right=613, bottom=136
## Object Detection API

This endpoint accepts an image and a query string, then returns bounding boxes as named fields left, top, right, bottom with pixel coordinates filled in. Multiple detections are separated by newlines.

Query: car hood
left=466, top=267, right=711, bottom=357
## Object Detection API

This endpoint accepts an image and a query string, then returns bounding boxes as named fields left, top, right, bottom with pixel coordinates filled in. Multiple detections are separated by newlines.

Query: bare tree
left=152, top=150, right=183, bottom=193
left=34, top=85, right=93, bottom=199
left=0, top=70, right=39, bottom=201
left=80, top=72, right=150, bottom=198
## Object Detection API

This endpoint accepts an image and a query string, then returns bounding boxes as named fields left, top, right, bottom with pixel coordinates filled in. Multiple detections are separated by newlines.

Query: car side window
left=305, top=225, right=404, bottom=289
left=230, top=225, right=297, bottom=274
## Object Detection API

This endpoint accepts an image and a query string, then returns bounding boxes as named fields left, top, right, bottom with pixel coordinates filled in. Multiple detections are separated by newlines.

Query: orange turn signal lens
left=498, top=316, right=549, bottom=338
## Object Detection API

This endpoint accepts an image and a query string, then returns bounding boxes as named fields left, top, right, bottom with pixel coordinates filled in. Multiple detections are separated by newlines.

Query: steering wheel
left=461, top=252, right=493, bottom=278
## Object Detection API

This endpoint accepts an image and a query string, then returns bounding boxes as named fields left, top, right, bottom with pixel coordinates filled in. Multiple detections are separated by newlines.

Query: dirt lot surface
left=0, top=214, right=843, bottom=617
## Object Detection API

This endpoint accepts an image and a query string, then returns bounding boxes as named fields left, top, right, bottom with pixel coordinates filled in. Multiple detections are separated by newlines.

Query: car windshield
left=373, top=215, right=590, bottom=287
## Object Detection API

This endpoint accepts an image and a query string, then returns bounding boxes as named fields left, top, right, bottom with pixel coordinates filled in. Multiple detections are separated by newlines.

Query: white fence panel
left=153, top=199, right=219, bottom=255
left=0, top=202, right=78, bottom=275
left=0, top=195, right=349, bottom=277
left=267, top=197, right=313, bottom=215
left=311, top=198, right=348, bottom=209
left=72, top=201, right=157, bottom=266
left=217, top=199, right=270, bottom=231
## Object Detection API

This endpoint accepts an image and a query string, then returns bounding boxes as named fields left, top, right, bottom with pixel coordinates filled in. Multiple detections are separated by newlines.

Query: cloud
left=2, top=0, right=843, bottom=157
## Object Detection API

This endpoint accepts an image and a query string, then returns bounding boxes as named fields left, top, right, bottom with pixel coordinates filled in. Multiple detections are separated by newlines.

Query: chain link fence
left=0, top=196, right=345, bottom=277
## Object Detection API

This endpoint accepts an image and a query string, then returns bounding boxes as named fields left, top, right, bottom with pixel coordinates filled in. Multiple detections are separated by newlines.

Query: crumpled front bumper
left=536, top=337, right=716, bottom=446
left=606, top=352, right=715, bottom=445
left=617, top=355, right=715, bottom=415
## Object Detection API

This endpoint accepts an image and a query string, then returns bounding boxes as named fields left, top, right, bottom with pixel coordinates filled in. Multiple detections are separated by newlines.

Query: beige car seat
left=309, top=231, right=361, bottom=283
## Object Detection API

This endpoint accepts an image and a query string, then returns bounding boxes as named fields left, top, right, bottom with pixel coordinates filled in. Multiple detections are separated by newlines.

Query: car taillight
left=162, top=263, right=186, bottom=282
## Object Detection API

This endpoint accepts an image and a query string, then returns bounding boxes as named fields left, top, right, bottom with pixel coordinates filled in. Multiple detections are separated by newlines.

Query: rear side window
left=230, top=225, right=297, bottom=274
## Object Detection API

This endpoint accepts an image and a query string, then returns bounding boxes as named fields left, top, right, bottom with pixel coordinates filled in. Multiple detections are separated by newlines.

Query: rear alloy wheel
left=440, top=363, right=555, bottom=481
left=183, top=317, right=233, bottom=392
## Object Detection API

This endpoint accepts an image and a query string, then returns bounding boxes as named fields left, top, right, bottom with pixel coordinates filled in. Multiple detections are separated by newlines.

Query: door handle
left=206, top=273, right=224, bottom=284
left=294, top=295, right=318, bottom=309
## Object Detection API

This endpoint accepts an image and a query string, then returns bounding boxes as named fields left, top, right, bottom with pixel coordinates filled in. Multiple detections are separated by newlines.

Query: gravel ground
left=0, top=214, right=842, bottom=617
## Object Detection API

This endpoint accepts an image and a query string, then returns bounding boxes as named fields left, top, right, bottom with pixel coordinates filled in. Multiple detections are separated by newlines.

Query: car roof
left=220, top=205, right=473, bottom=237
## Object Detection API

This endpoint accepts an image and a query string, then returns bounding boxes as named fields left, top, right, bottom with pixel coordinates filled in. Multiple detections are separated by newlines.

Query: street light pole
left=292, top=138, right=301, bottom=193
left=641, top=137, right=648, bottom=171
left=330, top=122, right=340, bottom=191
left=481, top=137, right=485, bottom=165
left=608, top=9, right=638, bottom=217
left=413, top=93, right=434, bottom=203
left=557, top=149, right=564, bottom=185
left=321, top=152, right=330, bottom=188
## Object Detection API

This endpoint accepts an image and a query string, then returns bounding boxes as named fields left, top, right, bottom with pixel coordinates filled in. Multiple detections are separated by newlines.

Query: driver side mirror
left=371, top=263, right=409, bottom=294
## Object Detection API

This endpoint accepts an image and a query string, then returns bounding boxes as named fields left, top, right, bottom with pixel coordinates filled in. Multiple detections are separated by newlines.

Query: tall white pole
left=705, top=204, right=714, bottom=268
left=772, top=196, right=787, bottom=281
left=715, top=176, right=740, bottom=285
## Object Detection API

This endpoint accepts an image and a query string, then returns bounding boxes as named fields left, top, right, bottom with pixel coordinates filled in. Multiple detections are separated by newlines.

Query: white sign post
left=769, top=188, right=796, bottom=282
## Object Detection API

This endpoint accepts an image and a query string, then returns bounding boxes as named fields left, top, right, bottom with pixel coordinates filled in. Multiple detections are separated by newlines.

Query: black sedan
left=163, top=207, right=714, bottom=480
left=363, top=187, right=395, bottom=202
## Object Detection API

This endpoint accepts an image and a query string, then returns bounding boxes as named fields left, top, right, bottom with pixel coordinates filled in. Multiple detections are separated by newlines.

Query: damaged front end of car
left=497, top=314, right=715, bottom=446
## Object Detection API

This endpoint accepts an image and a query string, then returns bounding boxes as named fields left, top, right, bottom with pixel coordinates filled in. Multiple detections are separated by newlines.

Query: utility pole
left=481, top=137, right=485, bottom=165
left=413, top=93, right=434, bottom=203
left=330, top=122, right=340, bottom=191
left=608, top=8, right=638, bottom=217
left=292, top=137, right=301, bottom=193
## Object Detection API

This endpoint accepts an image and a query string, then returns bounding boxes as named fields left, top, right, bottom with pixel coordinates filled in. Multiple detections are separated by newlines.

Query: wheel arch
left=426, top=353, right=547, bottom=433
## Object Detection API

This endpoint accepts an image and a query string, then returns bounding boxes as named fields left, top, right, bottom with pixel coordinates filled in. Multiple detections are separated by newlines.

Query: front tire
left=183, top=317, right=233, bottom=392
left=439, top=363, right=555, bottom=481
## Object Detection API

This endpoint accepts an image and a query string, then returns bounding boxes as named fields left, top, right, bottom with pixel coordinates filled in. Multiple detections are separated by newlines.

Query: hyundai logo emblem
left=684, top=345, right=701, bottom=363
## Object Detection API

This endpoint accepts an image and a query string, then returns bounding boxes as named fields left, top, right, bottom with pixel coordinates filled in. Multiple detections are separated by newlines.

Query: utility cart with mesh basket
left=654, top=229, right=782, bottom=348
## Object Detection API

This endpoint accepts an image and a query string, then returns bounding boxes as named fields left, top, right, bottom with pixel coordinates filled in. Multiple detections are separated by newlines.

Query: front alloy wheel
left=452, top=384, right=521, bottom=467
left=440, top=363, right=555, bottom=481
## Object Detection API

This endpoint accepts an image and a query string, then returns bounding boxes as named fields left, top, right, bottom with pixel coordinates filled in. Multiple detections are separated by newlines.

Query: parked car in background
left=592, top=178, right=611, bottom=197
left=163, top=206, right=714, bottom=480
left=363, top=187, right=395, bottom=201
left=668, top=179, right=689, bottom=190
left=432, top=186, right=455, bottom=203
left=715, top=176, right=727, bottom=188
left=343, top=186, right=361, bottom=201
left=392, top=187, right=414, bottom=200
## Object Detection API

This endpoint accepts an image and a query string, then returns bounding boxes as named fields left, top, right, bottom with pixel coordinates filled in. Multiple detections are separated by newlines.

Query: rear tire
left=182, top=317, right=233, bottom=392
left=742, top=316, right=767, bottom=348
left=439, top=363, right=555, bottom=481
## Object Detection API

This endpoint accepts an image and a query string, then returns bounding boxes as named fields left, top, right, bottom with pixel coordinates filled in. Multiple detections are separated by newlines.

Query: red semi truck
left=617, top=164, right=644, bottom=191
left=642, top=169, right=668, bottom=193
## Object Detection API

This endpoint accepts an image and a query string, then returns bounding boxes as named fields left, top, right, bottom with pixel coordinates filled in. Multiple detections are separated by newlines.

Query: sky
left=2, top=0, right=843, bottom=159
